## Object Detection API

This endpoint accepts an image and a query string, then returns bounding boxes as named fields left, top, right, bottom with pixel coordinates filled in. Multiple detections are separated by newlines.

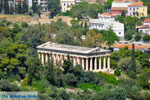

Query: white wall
left=112, top=22, right=124, bottom=37
left=143, top=22, right=150, bottom=26
left=112, top=2, right=132, bottom=7
left=89, top=20, right=124, bottom=37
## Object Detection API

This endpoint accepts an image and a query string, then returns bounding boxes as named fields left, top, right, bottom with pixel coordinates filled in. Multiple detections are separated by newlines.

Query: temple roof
left=37, top=42, right=109, bottom=54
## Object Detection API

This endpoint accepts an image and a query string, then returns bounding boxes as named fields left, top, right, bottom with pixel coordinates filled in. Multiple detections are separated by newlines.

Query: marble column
left=53, top=54, right=56, bottom=65
left=99, top=57, right=102, bottom=71
left=55, top=54, right=58, bottom=65
left=61, top=55, right=64, bottom=65
left=90, top=57, right=93, bottom=71
left=95, top=57, right=97, bottom=72
left=82, top=58, right=84, bottom=70
left=45, top=53, right=48, bottom=63
left=107, top=56, right=110, bottom=70
left=86, top=58, right=88, bottom=71
left=38, top=52, right=41, bottom=59
left=103, top=56, right=106, bottom=70
left=77, top=57, right=80, bottom=65
left=42, top=53, right=44, bottom=65
left=73, top=57, right=76, bottom=66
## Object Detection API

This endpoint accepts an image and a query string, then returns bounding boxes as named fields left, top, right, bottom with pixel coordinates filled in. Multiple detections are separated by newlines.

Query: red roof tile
left=144, top=19, right=150, bottom=23
left=99, top=12, right=115, bottom=17
left=114, top=44, right=144, bottom=50
left=111, top=11, right=122, bottom=14
left=136, top=25, right=149, bottom=29
left=88, top=0, right=97, bottom=2
left=111, top=7, right=128, bottom=11
left=114, top=0, right=135, bottom=2
left=128, top=2, right=143, bottom=6
left=16, top=0, right=24, bottom=1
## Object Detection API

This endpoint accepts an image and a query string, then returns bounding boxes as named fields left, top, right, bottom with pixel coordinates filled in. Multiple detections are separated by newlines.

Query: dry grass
left=0, top=14, right=32, bottom=23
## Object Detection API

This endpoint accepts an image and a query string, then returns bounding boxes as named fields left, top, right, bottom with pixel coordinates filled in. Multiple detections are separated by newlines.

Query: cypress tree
left=9, top=3, right=14, bottom=14
left=131, top=43, right=136, bottom=78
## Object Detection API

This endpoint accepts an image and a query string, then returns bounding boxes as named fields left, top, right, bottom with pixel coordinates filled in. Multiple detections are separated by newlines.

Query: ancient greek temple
left=37, top=42, right=111, bottom=72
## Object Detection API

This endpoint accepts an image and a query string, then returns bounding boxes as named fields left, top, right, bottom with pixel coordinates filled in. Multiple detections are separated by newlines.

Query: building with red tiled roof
left=113, top=44, right=144, bottom=51
left=144, top=19, right=150, bottom=23
left=16, top=0, right=24, bottom=1
left=111, top=11, right=122, bottom=16
left=89, top=12, right=124, bottom=38
left=128, top=2, right=147, bottom=18
left=111, top=0, right=135, bottom=16
left=98, top=12, right=115, bottom=17
left=114, top=0, right=135, bottom=3
left=136, top=18, right=150, bottom=35
left=88, top=0, right=97, bottom=3
left=128, top=2, right=143, bottom=6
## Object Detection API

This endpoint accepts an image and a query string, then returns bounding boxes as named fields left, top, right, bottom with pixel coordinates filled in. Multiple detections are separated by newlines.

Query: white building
left=136, top=19, right=150, bottom=35
left=29, top=0, right=48, bottom=11
left=111, top=0, right=136, bottom=15
left=61, top=0, right=76, bottom=12
left=28, top=0, right=32, bottom=8
left=89, top=12, right=124, bottom=38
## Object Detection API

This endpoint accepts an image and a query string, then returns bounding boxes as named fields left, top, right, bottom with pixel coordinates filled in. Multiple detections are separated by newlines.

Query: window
left=133, top=8, right=135, bottom=11
left=143, top=9, right=145, bottom=11
left=130, top=8, right=132, bottom=11
left=64, top=3, right=66, bottom=6
left=119, top=32, right=121, bottom=34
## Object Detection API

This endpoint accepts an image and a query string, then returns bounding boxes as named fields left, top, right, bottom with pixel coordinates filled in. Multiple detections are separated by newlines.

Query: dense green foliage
left=59, top=2, right=104, bottom=19
left=48, top=0, right=61, bottom=18
left=0, top=17, right=150, bottom=100
left=143, top=35, right=150, bottom=42
left=135, top=34, right=142, bottom=41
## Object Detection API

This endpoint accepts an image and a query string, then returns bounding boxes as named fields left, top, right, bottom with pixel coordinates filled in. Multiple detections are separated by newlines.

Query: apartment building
left=89, top=12, right=124, bottom=38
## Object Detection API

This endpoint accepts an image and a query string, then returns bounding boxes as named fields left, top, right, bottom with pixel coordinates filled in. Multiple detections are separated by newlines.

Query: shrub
left=114, top=69, right=121, bottom=76
left=21, top=22, right=28, bottom=28
left=143, top=35, right=150, bottom=42
left=125, top=33, right=132, bottom=40
left=97, top=72, right=120, bottom=85
left=135, top=34, right=141, bottom=41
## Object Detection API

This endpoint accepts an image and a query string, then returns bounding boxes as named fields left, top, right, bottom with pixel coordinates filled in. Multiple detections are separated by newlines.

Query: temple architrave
left=37, top=42, right=111, bottom=72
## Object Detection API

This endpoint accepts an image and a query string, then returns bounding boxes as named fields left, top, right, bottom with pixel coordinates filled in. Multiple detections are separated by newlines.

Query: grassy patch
left=77, top=83, right=102, bottom=91
left=97, top=72, right=120, bottom=85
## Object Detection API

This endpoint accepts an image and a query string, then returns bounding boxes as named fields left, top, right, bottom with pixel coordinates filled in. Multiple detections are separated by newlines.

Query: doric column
left=99, top=57, right=102, bottom=71
left=42, top=53, right=44, bottom=65
left=64, top=55, right=67, bottom=59
left=73, top=57, right=76, bottom=66
left=103, top=56, right=106, bottom=70
left=77, top=57, right=80, bottom=65
left=86, top=58, right=88, bottom=71
left=82, top=58, right=84, bottom=70
left=38, top=52, right=41, bottom=59
left=61, top=55, right=64, bottom=65
left=95, top=57, right=97, bottom=72
left=90, top=57, right=93, bottom=71
left=107, top=56, right=110, bottom=70
left=45, top=53, right=48, bottom=63
left=56, top=54, right=58, bottom=65
left=53, top=54, right=56, bottom=65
